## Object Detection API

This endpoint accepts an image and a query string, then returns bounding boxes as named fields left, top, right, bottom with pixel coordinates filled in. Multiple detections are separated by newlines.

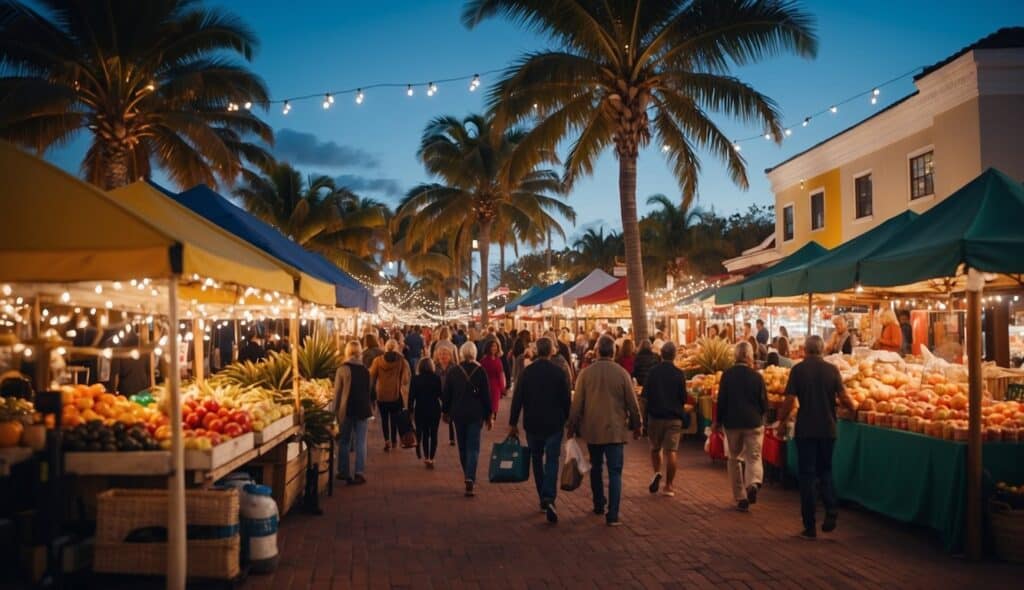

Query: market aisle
left=243, top=398, right=1023, bottom=590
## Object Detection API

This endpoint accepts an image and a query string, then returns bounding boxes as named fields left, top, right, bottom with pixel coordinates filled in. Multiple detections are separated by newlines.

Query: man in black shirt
left=777, top=335, right=857, bottom=539
left=640, top=342, right=688, bottom=497
left=713, top=341, right=768, bottom=512
left=755, top=319, right=770, bottom=347
left=509, top=337, right=572, bottom=523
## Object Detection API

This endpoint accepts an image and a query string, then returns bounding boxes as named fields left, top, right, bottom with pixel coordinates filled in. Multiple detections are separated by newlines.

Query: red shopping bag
left=762, top=430, right=784, bottom=468
left=704, top=429, right=726, bottom=461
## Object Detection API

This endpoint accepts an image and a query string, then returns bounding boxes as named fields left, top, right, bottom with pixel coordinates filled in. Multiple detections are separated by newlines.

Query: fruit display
left=299, top=378, right=333, bottom=409
left=688, top=371, right=721, bottom=397
left=63, top=421, right=160, bottom=452
left=762, top=365, right=790, bottom=403
left=60, top=383, right=157, bottom=430
left=691, top=338, right=734, bottom=374
left=179, top=395, right=253, bottom=450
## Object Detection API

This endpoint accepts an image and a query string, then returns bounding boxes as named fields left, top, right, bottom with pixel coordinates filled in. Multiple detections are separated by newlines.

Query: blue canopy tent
left=505, top=286, right=541, bottom=313
left=168, top=184, right=376, bottom=312
left=516, top=282, right=566, bottom=309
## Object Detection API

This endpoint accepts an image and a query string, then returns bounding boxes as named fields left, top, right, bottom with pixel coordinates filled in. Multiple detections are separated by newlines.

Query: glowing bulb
left=873, top=88, right=880, bottom=96
left=784, top=128, right=792, bottom=136
left=764, top=133, right=772, bottom=140
left=355, top=89, right=364, bottom=104
left=830, top=105, right=838, bottom=114
left=469, top=74, right=480, bottom=91
left=56, top=346, right=67, bottom=356
left=1, top=285, right=10, bottom=296
left=733, top=143, right=741, bottom=152
left=61, top=291, right=71, bottom=303
left=661, top=144, right=670, bottom=152
left=130, top=279, right=137, bottom=286
left=244, top=101, right=252, bottom=110
left=282, top=101, right=291, bottom=115
left=102, top=348, right=112, bottom=359
left=154, top=347, right=163, bottom=357
left=112, top=335, right=121, bottom=345
left=113, top=281, right=122, bottom=290
left=407, top=84, right=414, bottom=96
left=24, top=347, right=32, bottom=358
left=105, top=300, right=113, bottom=309
left=323, top=94, right=332, bottom=109
left=129, top=349, right=140, bottom=360
left=427, top=82, right=437, bottom=96
left=66, top=329, right=77, bottom=338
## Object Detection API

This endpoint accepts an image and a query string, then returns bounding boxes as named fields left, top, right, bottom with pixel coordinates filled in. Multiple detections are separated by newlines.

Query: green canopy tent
left=858, top=168, right=1024, bottom=560
left=715, top=241, right=828, bottom=304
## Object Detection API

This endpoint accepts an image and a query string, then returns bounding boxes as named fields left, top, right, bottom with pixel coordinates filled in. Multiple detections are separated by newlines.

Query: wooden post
left=166, top=279, right=186, bottom=590
left=965, top=270, right=983, bottom=560
left=192, top=319, right=205, bottom=385
left=233, top=320, right=240, bottom=362
left=290, top=316, right=300, bottom=412
left=807, top=293, right=814, bottom=337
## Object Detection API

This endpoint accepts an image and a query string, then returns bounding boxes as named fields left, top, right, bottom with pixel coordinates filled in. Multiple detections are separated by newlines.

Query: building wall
left=978, top=93, right=1024, bottom=181
left=775, top=167, right=842, bottom=255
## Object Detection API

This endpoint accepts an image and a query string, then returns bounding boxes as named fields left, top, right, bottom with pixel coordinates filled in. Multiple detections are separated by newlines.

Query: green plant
left=694, top=338, right=735, bottom=374
left=298, top=333, right=341, bottom=380
left=299, top=398, right=336, bottom=447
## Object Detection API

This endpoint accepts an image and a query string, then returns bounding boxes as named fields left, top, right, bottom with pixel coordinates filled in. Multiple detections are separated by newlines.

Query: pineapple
left=298, top=333, right=341, bottom=380
left=693, top=337, right=735, bottom=374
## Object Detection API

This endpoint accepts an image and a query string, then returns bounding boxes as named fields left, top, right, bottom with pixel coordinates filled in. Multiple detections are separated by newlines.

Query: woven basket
left=95, top=488, right=240, bottom=579
left=990, top=499, right=1024, bottom=563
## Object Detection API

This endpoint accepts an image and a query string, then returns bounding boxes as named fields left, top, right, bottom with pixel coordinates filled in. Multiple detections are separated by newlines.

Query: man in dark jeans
left=776, top=335, right=857, bottom=539
left=640, top=341, right=688, bottom=497
left=508, top=337, right=572, bottom=524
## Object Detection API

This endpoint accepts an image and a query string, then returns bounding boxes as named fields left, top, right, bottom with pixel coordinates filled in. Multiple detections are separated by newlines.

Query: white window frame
left=781, top=202, right=795, bottom=243
left=809, top=188, right=826, bottom=233
left=907, top=145, right=935, bottom=203
left=853, top=169, right=874, bottom=223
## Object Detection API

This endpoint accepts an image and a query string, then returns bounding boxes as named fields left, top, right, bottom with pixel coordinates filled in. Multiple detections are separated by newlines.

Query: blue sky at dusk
left=46, top=0, right=1024, bottom=254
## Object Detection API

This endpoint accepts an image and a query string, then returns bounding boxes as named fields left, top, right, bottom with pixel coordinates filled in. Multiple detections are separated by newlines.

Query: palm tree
left=641, top=193, right=704, bottom=286
left=572, top=227, right=623, bottom=273
left=0, top=0, right=273, bottom=190
left=235, top=162, right=388, bottom=276
left=464, top=0, right=817, bottom=340
left=398, top=113, right=574, bottom=326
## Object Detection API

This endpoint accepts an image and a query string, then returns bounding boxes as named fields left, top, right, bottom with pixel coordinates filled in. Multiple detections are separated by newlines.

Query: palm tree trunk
left=618, top=154, right=648, bottom=342
left=478, top=220, right=493, bottom=327
left=103, top=142, right=131, bottom=190
left=499, top=241, right=506, bottom=283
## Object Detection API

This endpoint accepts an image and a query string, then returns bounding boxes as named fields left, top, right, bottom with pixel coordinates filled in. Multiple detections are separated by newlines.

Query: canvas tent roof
left=544, top=269, right=618, bottom=308
left=576, top=277, right=628, bottom=306
left=715, top=242, right=828, bottom=304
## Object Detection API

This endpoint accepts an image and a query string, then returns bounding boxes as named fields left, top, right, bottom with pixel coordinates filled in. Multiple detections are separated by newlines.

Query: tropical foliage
left=396, top=113, right=574, bottom=324
left=0, top=0, right=273, bottom=189
left=464, top=0, right=817, bottom=339
left=235, top=161, right=389, bottom=276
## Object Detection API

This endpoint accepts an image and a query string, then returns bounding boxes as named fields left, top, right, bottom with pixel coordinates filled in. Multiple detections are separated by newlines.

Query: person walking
left=405, top=326, right=425, bottom=373
left=480, top=339, right=506, bottom=420
left=568, top=336, right=643, bottom=526
left=361, top=333, right=384, bottom=370
left=433, top=344, right=458, bottom=447
left=369, top=339, right=411, bottom=452
left=615, top=338, right=636, bottom=375
left=509, top=337, right=572, bottom=523
left=443, top=342, right=493, bottom=497
left=776, top=335, right=858, bottom=539
left=409, top=358, right=443, bottom=468
left=713, top=341, right=768, bottom=511
left=333, top=341, right=372, bottom=485
left=640, top=342, right=688, bottom=497
left=632, top=339, right=659, bottom=387
left=755, top=319, right=770, bottom=347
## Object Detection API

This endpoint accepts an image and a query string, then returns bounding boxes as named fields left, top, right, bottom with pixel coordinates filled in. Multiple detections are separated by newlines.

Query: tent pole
left=291, top=316, right=300, bottom=412
left=193, top=319, right=204, bottom=385
left=965, top=269, right=984, bottom=561
left=807, top=293, right=813, bottom=337
left=166, top=278, right=186, bottom=590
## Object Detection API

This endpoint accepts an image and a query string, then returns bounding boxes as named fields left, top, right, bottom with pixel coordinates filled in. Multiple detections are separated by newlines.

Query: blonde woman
left=874, top=309, right=903, bottom=353
left=333, top=341, right=372, bottom=484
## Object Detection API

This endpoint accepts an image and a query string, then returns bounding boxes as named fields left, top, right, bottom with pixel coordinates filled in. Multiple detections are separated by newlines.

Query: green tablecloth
left=785, top=420, right=1024, bottom=552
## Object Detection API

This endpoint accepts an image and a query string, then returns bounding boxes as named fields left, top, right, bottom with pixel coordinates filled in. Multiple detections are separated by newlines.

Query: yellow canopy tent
left=0, top=140, right=301, bottom=589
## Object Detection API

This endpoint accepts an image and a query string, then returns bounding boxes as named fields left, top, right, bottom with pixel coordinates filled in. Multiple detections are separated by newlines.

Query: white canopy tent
left=542, top=269, right=617, bottom=309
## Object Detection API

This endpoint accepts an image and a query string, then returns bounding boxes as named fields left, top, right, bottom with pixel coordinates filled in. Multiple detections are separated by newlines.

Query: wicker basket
left=94, top=488, right=240, bottom=579
left=990, top=499, right=1024, bottom=563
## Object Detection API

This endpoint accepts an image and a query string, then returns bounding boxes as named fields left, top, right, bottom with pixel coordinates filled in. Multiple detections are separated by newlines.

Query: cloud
left=273, top=128, right=379, bottom=169
left=334, top=175, right=404, bottom=198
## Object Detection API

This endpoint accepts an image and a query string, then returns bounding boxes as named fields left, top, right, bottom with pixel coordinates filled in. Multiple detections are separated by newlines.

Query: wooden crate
left=185, top=432, right=254, bottom=470
left=254, top=415, right=297, bottom=446
left=65, top=451, right=172, bottom=476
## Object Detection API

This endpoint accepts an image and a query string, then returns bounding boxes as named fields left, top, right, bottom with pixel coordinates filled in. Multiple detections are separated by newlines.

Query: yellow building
left=767, top=28, right=1024, bottom=255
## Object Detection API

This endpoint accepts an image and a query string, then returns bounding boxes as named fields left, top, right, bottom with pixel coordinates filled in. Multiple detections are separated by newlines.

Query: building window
left=783, top=205, right=794, bottom=242
left=910, top=151, right=934, bottom=199
left=855, top=174, right=873, bottom=219
left=810, top=191, right=825, bottom=231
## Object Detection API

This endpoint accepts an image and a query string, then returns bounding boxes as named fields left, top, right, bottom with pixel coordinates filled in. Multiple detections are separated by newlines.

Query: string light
left=802, top=117, right=810, bottom=127
left=244, top=101, right=252, bottom=110
left=407, top=84, right=414, bottom=96
left=829, top=105, right=838, bottom=114
left=427, top=82, right=437, bottom=97
left=282, top=100, right=291, bottom=115
left=355, top=89, right=364, bottom=104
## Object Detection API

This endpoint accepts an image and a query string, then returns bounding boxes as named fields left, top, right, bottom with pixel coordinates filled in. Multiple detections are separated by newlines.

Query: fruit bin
left=253, top=414, right=297, bottom=446
left=184, top=431, right=254, bottom=470
left=94, top=488, right=240, bottom=579
left=64, top=451, right=172, bottom=476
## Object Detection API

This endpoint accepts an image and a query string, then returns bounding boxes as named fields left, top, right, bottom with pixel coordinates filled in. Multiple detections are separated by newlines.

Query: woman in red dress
left=480, top=339, right=506, bottom=421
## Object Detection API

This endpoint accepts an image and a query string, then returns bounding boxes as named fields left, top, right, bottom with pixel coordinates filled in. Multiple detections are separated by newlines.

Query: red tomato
left=207, top=419, right=225, bottom=434
left=202, top=399, right=220, bottom=413
left=193, top=428, right=207, bottom=437
left=202, top=413, right=218, bottom=429
left=229, top=411, right=250, bottom=427
left=208, top=432, right=222, bottom=446
left=193, top=407, right=207, bottom=423
left=223, top=423, right=243, bottom=438
left=185, top=413, right=200, bottom=429
left=217, top=407, right=230, bottom=418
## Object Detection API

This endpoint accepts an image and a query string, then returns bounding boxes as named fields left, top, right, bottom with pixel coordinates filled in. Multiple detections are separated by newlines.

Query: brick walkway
left=244, top=398, right=1023, bottom=590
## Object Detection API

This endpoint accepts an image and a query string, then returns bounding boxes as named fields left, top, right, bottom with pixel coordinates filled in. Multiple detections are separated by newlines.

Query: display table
left=785, top=420, right=1024, bottom=552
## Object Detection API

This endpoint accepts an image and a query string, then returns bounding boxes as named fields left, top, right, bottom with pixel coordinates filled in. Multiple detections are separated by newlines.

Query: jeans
left=338, top=416, right=369, bottom=478
left=454, top=421, right=483, bottom=482
left=527, top=431, right=563, bottom=505
left=416, top=413, right=441, bottom=460
left=448, top=419, right=455, bottom=443
left=795, top=437, right=838, bottom=530
left=588, top=443, right=625, bottom=522
left=378, top=401, right=402, bottom=445
left=725, top=426, right=764, bottom=501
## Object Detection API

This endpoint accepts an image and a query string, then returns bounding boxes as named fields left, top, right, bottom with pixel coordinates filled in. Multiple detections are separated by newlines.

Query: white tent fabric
left=542, top=269, right=618, bottom=309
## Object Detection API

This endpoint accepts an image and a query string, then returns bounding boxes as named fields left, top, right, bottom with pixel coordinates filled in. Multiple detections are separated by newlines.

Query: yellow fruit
left=0, top=421, right=24, bottom=447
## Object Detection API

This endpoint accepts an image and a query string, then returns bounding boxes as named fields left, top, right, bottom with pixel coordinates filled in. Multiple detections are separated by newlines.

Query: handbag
left=395, top=409, right=417, bottom=449
left=488, top=433, right=530, bottom=483
left=560, top=438, right=590, bottom=491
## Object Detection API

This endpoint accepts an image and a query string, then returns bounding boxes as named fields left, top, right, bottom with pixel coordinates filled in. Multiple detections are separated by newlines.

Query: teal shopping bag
left=488, top=434, right=530, bottom=483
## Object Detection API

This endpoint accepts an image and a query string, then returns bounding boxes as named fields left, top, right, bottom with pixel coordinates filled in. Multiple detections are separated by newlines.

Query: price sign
left=1006, top=383, right=1024, bottom=401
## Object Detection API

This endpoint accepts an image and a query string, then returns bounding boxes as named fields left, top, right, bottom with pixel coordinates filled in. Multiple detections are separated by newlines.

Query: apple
left=223, top=423, right=243, bottom=438
left=202, top=413, right=219, bottom=430
left=207, top=418, right=225, bottom=434
left=202, top=399, right=220, bottom=413
left=185, top=413, right=201, bottom=429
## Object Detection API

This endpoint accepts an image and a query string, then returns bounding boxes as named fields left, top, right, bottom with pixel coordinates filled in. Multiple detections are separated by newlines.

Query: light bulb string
left=731, top=65, right=924, bottom=145
left=270, top=68, right=506, bottom=105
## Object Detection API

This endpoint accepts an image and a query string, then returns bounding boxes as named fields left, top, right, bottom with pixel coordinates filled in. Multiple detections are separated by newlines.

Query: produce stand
left=185, top=432, right=255, bottom=472
left=784, top=420, right=1024, bottom=551
left=253, top=414, right=298, bottom=446
left=65, top=451, right=173, bottom=476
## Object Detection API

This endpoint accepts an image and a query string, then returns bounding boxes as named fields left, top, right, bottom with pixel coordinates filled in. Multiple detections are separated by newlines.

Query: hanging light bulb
left=282, top=100, right=291, bottom=115
left=802, top=117, right=810, bottom=127
left=427, top=82, right=438, bottom=96
left=873, top=88, right=880, bottom=97
left=355, top=89, right=364, bottom=104
left=661, top=144, right=670, bottom=152
left=733, top=142, right=742, bottom=152
left=407, top=84, right=414, bottom=97
left=830, top=105, right=838, bottom=114
left=784, top=128, right=792, bottom=137
left=244, top=101, right=252, bottom=110
left=323, top=93, right=332, bottom=109
left=61, top=291, right=71, bottom=303
left=469, top=74, right=480, bottom=91
left=764, top=133, right=772, bottom=140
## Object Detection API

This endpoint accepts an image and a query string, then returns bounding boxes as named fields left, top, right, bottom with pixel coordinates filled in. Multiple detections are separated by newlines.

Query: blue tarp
left=516, top=282, right=566, bottom=309
left=167, top=183, right=376, bottom=312
left=505, top=286, right=541, bottom=313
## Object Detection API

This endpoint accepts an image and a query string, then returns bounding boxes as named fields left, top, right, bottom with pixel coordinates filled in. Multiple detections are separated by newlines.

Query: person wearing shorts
left=639, top=342, right=688, bottom=497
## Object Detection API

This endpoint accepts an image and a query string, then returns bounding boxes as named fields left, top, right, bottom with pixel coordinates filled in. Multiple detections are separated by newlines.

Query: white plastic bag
left=564, top=438, right=590, bottom=474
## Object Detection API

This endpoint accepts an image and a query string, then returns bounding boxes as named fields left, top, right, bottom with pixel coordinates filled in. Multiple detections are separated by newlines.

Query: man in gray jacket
left=568, top=335, right=643, bottom=526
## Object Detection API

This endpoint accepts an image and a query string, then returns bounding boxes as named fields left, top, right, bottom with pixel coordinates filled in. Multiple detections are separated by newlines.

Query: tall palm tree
left=572, top=227, right=623, bottom=273
left=0, top=0, right=273, bottom=190
left=464, top=0, right=817, bottom=340
left=235, top=162, right=388, bottom=276
left=398, top=113, right=574, bottom=326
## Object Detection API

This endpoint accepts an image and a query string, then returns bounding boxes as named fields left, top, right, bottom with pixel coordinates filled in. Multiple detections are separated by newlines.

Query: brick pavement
left=244, top=397, right=1023, bottom=590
